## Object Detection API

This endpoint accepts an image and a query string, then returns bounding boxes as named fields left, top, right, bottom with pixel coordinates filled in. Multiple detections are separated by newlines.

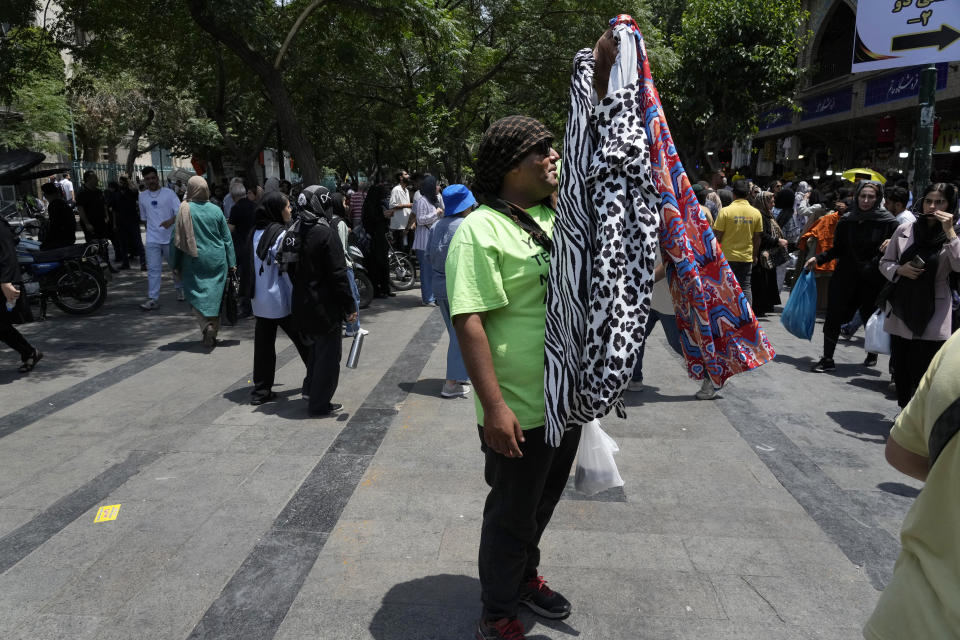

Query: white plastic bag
left=574, top=419, right=624, bottom=495
left=864, top=309, right=891, bottom=355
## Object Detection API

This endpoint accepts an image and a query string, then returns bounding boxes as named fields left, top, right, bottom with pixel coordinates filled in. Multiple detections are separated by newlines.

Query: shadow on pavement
left=877, top=481, right=920, bottom=498
left=157, top=338, right=241, bottom=352
left=847, top=376, right=896, bottom=399
left=399, top=378, right=445, bottom=397
left=770, top=352, right=815, bottom=371
left=827, top=410, right=890, bottom=444
left=368, top=574, right=565, bottom=640
left=622, top=385, right=694, bottom=404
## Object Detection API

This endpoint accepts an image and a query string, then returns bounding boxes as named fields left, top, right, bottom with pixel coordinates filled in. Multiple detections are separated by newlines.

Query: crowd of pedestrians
left=3, top=134, right=960, bottom=640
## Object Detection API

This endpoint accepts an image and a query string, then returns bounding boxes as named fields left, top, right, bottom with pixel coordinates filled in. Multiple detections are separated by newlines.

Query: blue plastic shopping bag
left=780, top=270, right=817, bottom=340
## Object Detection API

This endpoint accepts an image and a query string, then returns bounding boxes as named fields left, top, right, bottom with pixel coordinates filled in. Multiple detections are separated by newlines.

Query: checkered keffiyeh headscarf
left=473, top=115, right=553, bottom=196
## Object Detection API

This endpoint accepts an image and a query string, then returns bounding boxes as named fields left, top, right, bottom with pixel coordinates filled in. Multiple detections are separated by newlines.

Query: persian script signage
left=864, top=62, right=949, bottom=106
left=801, top=88, right=854, bottom=121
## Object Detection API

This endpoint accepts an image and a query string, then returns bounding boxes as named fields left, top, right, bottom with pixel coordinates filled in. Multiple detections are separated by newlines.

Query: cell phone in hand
left=909, top=256, right=925, bottom=269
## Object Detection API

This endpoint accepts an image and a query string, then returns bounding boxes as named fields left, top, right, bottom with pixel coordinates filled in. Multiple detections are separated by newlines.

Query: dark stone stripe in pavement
left=187, top=310, right=444, bottom=640
left=717, top=391, right=898, bottom=590
left=0, top=449, right=161, bottom=574
left=0, top=348, right=180, bottom=440
left=178, top=343, right=300, bottom=425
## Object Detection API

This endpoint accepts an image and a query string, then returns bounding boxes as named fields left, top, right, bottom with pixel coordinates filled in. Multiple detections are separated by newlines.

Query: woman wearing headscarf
left=796, top=189, right=839, bottom=310
left=263, top=177, right=280, bottom=195
left=244, top=191, right=310, bottom=405
left=773, top=188, right=799, bottom=249
left=325, top=188, right=361, bottom=336
left=411, top=174, right=443, bottom=305
left=751, top=190, right=786, bottom=316
left=879, top=183, right=960, bottom=407
left=793, top=181, right=813, bottom=232
left=361, top=183, right=393, bottom=298
left=169, top=176, right=237, bottom=349
left=805, top=180, right=899, bottom=372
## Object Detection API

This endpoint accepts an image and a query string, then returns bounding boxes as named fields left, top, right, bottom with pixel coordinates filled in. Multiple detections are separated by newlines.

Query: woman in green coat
left=170, top=176, right=237, bottom=348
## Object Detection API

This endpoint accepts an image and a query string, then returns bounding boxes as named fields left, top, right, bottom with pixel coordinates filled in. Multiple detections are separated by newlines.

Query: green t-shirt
left=714, top=199, right=763, bottom=263
left=864, top=330, right=960, bottom=639
left=446, top=203, right=554, bottom=430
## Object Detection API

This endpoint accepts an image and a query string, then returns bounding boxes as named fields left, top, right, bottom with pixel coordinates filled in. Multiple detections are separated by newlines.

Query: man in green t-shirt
left=447, top=115, right=580, bottom=640
left=713, top=179, right=763, bottom=304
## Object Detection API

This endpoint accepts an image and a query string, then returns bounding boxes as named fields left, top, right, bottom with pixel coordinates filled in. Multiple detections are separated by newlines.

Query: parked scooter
left=14, top=222, right=109, bottom=318
left=347, top=243, right=374, bottom=310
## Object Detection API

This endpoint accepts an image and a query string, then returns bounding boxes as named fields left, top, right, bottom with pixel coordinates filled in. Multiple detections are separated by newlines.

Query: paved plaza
left=0, top=269, right=918, bottom=639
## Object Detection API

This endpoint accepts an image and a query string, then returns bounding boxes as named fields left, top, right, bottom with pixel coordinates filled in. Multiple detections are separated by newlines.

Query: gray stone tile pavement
left=0, top=271, right=918, bottom=638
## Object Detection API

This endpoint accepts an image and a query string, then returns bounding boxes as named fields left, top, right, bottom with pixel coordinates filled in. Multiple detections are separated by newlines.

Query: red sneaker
left=518, top=575, right=572, bottom=619
left=475, top=617, right=526, bottom=640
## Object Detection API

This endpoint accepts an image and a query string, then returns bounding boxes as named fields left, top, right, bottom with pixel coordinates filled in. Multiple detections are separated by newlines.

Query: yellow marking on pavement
left=94, top=504, right=121, bottom=523
left=360, top=470, right=381, bottom=487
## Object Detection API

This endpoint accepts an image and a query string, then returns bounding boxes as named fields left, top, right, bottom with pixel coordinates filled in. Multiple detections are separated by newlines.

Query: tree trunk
left=188, top=1, right=321, bottom=185
left=125, top=109, right=155, bottom=179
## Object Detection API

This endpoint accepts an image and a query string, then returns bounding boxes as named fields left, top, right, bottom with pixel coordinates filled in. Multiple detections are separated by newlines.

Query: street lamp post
left=913, top=65, right=937, bottom=199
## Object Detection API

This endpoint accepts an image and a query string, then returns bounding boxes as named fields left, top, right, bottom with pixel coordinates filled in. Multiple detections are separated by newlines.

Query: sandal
left=18, top=350, right=43, bottom=373
left=202, top=323, right=215, bottom=348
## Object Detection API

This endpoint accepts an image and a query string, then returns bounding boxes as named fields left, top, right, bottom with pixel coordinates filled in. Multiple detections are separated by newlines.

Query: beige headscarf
left=173, top=175, right=209, bottom=258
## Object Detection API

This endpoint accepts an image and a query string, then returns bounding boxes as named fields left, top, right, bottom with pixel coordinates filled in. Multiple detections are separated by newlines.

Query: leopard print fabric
left=544, top=48, right=658, bottom=446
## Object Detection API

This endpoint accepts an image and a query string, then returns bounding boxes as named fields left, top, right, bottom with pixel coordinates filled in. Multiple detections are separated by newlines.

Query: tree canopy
left=1, top=0, right=807, bottom=182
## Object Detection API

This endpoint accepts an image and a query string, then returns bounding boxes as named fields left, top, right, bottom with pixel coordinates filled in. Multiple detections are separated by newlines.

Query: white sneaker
left=176, top=288, right=185, bottom=301
left=695, top=378, right=718, bottom=400
left=626, top=380, right=645, bottom=392
left=441, top=382, right=470, bottom=398
left=140, top=299, right=158, bottom=311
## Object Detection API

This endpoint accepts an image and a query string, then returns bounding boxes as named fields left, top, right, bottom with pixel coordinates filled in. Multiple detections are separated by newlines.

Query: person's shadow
left=369, top=574, right=573, bottom=639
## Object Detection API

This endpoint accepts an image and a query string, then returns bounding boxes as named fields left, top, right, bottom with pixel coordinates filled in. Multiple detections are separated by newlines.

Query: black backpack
left=278, top=210, right=326, bottom=279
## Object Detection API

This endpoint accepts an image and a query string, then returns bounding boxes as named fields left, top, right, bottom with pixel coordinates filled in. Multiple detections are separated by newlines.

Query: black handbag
left=221, top=270, right=240, bottom=326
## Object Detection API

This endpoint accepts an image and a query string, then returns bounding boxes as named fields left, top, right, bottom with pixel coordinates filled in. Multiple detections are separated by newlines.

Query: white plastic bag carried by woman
left=864, top=309, right=891, bottom=355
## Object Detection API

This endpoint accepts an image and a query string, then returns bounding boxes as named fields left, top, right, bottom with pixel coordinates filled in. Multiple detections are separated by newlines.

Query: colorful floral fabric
left=611, top=14, right=775, bottom=386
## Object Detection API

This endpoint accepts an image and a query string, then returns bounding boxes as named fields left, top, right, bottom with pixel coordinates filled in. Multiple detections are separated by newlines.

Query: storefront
left=754, top=62, right=959, bottom=182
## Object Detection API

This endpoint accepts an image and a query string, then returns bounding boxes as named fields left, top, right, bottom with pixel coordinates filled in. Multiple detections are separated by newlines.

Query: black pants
left=729, top=261, right=753, bottom=306
left=369, top=240, right=391, bottom=296
left=0, top=316, right=34, bottom=361
left=890, top=335, right=944, bottom=408
left=823, top=276, right=882, bottom=360
left=303, top=329, right=342, bottom=414
left=477, top=424, right=581, bottom=619
left=114, top=218, right=145, bottom=266
left=252, top=315, right=310, bottom=400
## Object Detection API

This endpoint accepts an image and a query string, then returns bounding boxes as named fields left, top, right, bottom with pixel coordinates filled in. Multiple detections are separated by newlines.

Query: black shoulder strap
left=475, top=193, right=554, bottom=253
left=255, top=223, right=285, bottom=263
left=929, top=395, right=960, bottom=468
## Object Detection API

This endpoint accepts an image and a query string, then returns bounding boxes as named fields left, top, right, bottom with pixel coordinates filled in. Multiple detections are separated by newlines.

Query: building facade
left=753, top=0, right=960, bottom=182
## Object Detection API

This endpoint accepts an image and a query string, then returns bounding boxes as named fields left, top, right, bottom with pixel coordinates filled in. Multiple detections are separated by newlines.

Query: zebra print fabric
left=544, top=48, right=660, bottom=447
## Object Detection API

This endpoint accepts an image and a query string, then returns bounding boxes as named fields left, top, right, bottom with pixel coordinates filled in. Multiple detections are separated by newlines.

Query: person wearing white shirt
left=59, top=173, right=75, bottom=202
left=137, top=166, right=182, bottom=309
left=389, top=170, right=413, bottom=251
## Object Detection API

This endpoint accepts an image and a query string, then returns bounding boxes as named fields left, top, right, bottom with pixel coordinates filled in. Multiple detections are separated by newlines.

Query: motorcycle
left=14, top=223, right=109, bottom=319
left=1, top=150, right=109, bottom=319
left=386, top=235, right=417, bottom=291
left=347, top=244, right=375, bottom=310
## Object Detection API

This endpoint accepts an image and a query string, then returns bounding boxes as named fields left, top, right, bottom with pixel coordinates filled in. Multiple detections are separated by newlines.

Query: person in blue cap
left=427, top=184, right=475, bottom=398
